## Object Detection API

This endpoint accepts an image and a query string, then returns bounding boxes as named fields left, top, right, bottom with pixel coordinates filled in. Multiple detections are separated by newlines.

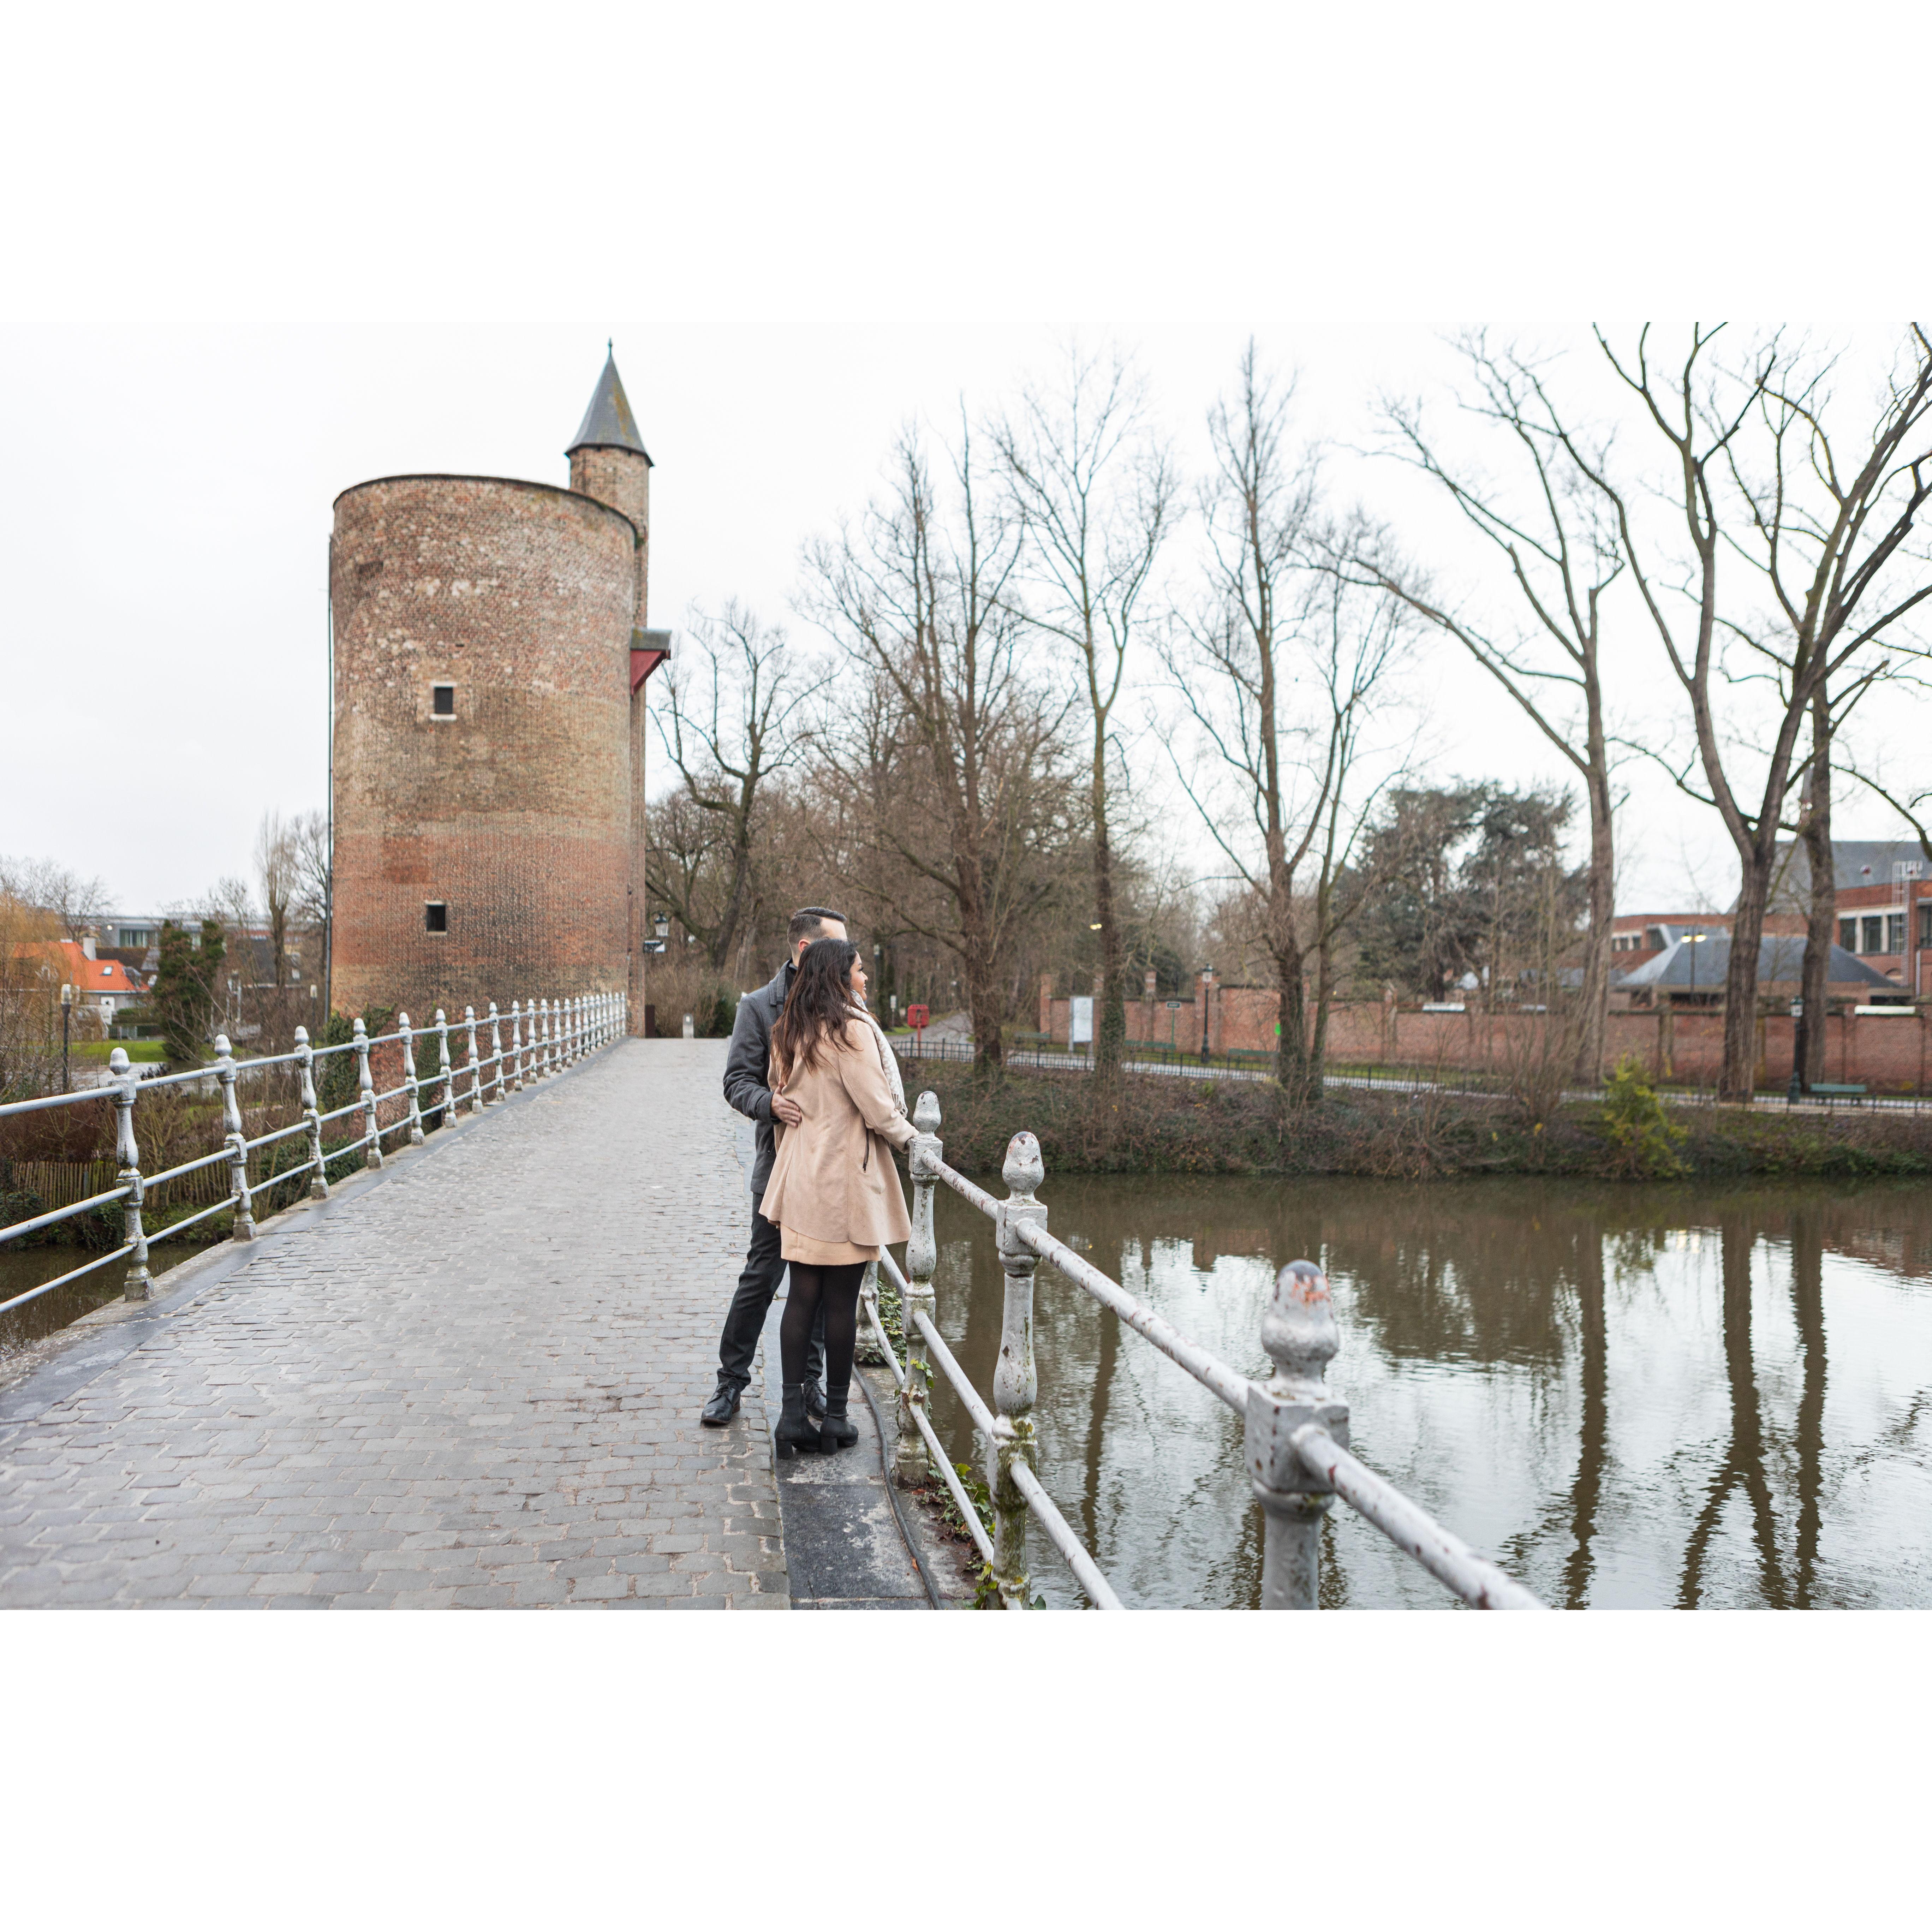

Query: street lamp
left=1201, top=965, right=1215, bottom=1062
left=60, top=982, right=73, bottom=1093
left=654, top=913, right=669, bottom=941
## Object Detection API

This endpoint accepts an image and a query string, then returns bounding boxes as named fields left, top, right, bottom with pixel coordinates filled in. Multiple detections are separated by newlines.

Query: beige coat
left=761, top=1009, right=916, bottom=1262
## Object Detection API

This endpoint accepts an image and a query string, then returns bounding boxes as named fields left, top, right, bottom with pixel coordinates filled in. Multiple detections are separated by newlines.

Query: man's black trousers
left=716, top=1191, right=824, bottom=1392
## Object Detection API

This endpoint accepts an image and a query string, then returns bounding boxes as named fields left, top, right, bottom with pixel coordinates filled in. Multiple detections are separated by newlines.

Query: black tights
left=781, top=1261, right=865, bottom=1394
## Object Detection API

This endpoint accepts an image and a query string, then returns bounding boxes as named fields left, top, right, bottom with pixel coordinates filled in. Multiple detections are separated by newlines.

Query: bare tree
left=648, top=602, right=827, bottom=973
left=804, top=419, right=1077, bottom=1072
left=287, top=809, right=333, bottom=1012
left=1348, top=336, right=1622, bottom=1079
left=996, top=347, right=1176, bottom=1077
left=1173, top=348, right=1407, bottom=1105
left=1, top=854, right=108, bottom=947
left=254, top=810, right=298, bottom=989
left=1598, top=325, right=1932, bottom=1098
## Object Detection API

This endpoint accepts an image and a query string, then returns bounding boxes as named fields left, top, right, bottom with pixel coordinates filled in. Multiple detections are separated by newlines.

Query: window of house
left=1889, top=913, right=1907, bottom=954
left=1841, top=918, right=1858, bottom=951
left=1920, top=905, right=1932, bottom=951
left=431, top=684, right=456, bottom=718
left=1863, top=915, right=1885, bottom=954
left=425, top=902, right=448, bottom=934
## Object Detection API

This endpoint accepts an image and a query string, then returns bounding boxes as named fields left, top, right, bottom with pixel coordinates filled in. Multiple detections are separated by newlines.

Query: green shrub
left=1598, top=1056, right=1689, bottom=1178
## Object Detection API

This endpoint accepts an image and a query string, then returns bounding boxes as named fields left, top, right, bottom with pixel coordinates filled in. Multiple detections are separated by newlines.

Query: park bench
left=1807, top=1083, right=1868, bottom=1107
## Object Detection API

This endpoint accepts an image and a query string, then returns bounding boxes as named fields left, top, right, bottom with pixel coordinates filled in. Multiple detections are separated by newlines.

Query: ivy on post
left=991, top=1131, right=1046, bottom=1608
left=895, top=1090, right=942, bottom=1490
left=110, top=1046, right=151, bottom=1300
left=353, top=1016, right=382, bottom=1169
left=1245, top=1261, right=1349, bottom=1610
left=214, top=1034, right=256, bottom=1242
left=434, top=1009, right=454, bottom=1125
left=398, top=1012, right=425, bottom=1146
left=294, top=1024, right=328, bottom=1199
left=464, top=1005, right=484, bottom=1113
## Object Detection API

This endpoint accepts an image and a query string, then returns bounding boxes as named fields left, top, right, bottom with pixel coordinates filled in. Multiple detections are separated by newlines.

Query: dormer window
left=425, top=902, right=449, bottom=934
left=431, top=684, right=456, bottom=718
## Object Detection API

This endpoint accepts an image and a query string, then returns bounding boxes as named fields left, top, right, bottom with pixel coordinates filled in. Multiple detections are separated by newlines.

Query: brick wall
left=330, top=475, right=638, bottom=1025
left=1034, top=977, right=1932, bottom=1091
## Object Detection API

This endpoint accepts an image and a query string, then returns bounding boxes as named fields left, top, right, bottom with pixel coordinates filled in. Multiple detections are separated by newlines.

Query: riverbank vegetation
left=905, top=1061, right=1932, bottom=1183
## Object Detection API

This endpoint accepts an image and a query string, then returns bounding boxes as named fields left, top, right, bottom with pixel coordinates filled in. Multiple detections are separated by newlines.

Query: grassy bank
left=904, top=1062, right=1932, bottom=1182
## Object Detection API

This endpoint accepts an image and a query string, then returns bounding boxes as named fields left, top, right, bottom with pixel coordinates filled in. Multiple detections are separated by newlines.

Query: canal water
left=923, top=1175, right=1932, bottom=1609
left=0, top=1247, right=197, bottom=1377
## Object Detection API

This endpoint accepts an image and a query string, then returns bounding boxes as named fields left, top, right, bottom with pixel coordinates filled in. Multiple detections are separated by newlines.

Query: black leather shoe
left=700, top=1382, right=742, bottom=1427
left=805, top=1380, right=827, bottom=1422
left=819, top=1388, right=858, bottom=1451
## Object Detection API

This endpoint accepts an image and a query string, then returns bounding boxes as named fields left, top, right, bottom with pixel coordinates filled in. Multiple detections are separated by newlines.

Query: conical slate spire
left=566, top=346, right=652, bottom=463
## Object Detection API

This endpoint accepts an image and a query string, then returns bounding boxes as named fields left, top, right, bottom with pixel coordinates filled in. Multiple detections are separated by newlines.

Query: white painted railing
left=0, top=994, right=628, bottom=1318
left=859, top=1087, right=1543, bottom=1611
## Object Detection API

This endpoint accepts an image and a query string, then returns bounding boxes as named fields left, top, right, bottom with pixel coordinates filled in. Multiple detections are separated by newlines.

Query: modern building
left=1611, top=931, right=1895, bottom=1011
left=1766, top=839, right=1932, bottom=996
left=328, top=351, right=669, bottom=1029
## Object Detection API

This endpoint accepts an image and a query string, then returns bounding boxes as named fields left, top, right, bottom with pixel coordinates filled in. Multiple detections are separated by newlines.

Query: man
left=700, top=907, right=848, bottom=1426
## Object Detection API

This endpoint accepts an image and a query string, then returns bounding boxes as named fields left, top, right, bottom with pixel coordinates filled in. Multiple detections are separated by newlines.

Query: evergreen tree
left=152, top=918, right=226, bottom=1066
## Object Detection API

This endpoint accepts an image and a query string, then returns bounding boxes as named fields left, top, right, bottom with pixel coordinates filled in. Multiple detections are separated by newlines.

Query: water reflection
left=922, top=1176, right=1932, bottom=1609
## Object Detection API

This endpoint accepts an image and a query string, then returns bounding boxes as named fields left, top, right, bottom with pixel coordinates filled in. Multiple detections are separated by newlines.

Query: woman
left=760, top=936, right=916, bottom=1456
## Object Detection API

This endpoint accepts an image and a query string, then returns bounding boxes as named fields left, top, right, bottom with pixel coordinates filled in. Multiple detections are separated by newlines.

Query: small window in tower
left=425, top=902, right=449, bottom=934
left=431, top=684, right=456, bottom=718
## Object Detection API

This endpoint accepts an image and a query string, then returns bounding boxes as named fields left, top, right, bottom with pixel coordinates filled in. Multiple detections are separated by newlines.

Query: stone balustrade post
left=464, top=1005, right=484, bottom=1113
left=110, top=1047, right=151, bottom=1300
left=895, top=1091, right=943, bottom=1490
left=487, top=1002, right=505, bottom=1103
left=990, top=1131, right=1046, bottom=1609
left=353, top=1017, right=383, bottom=1168
left=295, top=1024, right=328, bottom=1200
left=214, top=1034, right=256, bottom=1242
left=435, top=1008, right=454, bottom=1124
left=398, top=1011, right=426, bottom=1146
left=1245, top=1260, right=1350, bottom=1610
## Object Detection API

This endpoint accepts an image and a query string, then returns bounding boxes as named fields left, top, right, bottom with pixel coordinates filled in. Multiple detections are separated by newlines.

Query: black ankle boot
left=774, top=1383, right=822, bottom=1460
left=819, top=1385, right=858, bottom=1451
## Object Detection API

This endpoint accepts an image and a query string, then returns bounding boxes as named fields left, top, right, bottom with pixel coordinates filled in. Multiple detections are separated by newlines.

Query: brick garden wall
left=1036, top=979, right=1932, bottom=1092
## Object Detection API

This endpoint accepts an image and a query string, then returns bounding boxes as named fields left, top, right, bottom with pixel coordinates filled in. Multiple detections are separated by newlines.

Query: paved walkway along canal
left=0, top=1040, right=795, bottom=1608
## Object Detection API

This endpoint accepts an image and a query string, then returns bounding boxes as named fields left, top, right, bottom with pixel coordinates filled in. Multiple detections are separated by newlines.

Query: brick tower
left=328, top=351, right=668, bottom=1031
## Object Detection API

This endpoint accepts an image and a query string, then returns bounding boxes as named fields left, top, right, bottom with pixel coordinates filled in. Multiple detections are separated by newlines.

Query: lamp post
left=60, top=982, right=73, bottom=1092
left=1685, top=932, right=1707, bottom=1090
left=1789, top=995, right=1805, bottom=1104
left=1201, top=965, right=1215, bottom=1062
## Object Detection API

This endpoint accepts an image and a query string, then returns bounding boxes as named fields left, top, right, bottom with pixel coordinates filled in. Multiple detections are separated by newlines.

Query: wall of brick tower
left=568, top=443, right=654, bottom=1033
left=329, top=474, right=638, bottom=1026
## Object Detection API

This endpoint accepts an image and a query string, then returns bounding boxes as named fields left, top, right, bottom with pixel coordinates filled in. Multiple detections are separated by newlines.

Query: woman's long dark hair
left=771, top=938, right=861, bottom=1079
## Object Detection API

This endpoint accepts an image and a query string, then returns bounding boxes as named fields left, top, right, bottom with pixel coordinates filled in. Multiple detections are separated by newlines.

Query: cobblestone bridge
left=0, top=1042, right=809, bottom=1608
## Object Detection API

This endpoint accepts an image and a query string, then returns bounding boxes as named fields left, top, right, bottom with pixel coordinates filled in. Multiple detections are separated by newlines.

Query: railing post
left=895, top=1091, right=942, bottom=1490
left=354, top=1016, right=383, bottom=1169
left=214, top=1034, right=256, bottom=1242
left=509, top=1000, right=525, bottom=1090
left=295, top=1024, right=328, bottom=1199
left=435, top=1008, right=454, bottom=1123
left=398, top=1011, right=426, bottom=1145
left=535, top=998, right=549, bottom=1076
left=111, top=1047, right=151, bottom=1300
left=1246, top=1260, right=1350, bottom=1610
left=990, top=1131, right=1046, bottom=1609
left=487, top=1001, right=505, bottom=1102
left=464, top=1004, right=484, bottom=1113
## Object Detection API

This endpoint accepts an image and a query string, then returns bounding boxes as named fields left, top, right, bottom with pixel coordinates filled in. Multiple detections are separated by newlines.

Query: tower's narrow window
left=425, top=902, right=449, bottom=934
left=431, top=684, right=456, bottom=717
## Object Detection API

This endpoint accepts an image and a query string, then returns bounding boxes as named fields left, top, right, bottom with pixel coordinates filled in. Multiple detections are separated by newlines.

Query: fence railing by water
left=0, top=994, right=628, bottom=1319
left=858, top=1087, right=1543, bottom=1610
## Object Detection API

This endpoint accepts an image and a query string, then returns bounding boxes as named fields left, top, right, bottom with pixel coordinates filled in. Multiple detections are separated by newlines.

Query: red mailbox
left=906, top=1004, right=930, bottom=1031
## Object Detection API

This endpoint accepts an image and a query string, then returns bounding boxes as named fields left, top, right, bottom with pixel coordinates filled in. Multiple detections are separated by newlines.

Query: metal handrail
left=883, top=1087, right=1544, bottom=1612
left=0, top=993, right=628, bottom=1319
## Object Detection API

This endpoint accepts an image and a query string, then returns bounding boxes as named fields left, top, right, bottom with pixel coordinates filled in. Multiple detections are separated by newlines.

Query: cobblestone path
left=0, top=1040, right=787, bottom=1608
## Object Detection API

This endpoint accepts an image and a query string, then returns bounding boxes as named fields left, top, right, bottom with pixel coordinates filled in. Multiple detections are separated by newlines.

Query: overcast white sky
left=2, top=2, right=1926, bottom=920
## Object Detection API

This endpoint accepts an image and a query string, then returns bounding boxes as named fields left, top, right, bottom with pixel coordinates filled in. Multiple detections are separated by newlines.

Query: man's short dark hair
left=789, top=906, right=848, bottom=946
